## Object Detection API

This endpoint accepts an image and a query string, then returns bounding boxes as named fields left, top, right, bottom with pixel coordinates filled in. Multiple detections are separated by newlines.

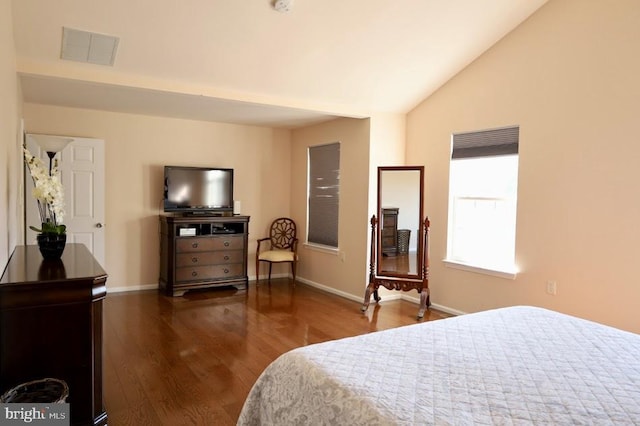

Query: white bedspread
left=238, top=306, right=640, bottom=425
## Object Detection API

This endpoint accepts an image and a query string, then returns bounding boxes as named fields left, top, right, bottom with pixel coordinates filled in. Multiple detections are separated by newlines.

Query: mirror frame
left=376, top=166, right=425, bottom=280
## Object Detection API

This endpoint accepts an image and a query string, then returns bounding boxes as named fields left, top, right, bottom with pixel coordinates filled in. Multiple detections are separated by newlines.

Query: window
left=446, top=126, right=519, bottom=276
left=307, top=142, right=340, bottom=248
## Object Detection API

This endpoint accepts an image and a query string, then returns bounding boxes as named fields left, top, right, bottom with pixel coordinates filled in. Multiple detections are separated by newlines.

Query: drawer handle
left=223, top=268, right=229, bottom=274
left=223, top=255, right=230, bottom=260
left=192, top=271, right=198, bottom=277
left=224, top=241, right=230, bottom=247
left=191, top=257, right=198, bottom=263
left=192, top=242, right=199, bottom=249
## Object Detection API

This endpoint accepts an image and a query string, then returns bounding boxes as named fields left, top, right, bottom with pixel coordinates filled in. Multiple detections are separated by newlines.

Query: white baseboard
left=107, top=283, right=158, bottom=293
left=106, top=275, right=467, bottom=317
left=297, top=274, right=467, bottom=317
left=296, top=276, right=364, bottom=303
left=254, top=272, right=289, bottom=283
left=400, top=294, right=467, bottom=316
left=300, top=277, right=465, bottom=317
left=430, top=304, right=467, bottom=316
left=106, top=273, right=281, bottom=294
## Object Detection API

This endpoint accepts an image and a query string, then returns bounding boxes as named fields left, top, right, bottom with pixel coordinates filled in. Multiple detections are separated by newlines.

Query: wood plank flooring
left=103, top=279, right=452, bottom=425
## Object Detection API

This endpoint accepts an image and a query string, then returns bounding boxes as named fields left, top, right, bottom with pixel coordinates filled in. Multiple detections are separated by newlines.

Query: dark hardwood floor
left=103, top=279, right=451, bottom=425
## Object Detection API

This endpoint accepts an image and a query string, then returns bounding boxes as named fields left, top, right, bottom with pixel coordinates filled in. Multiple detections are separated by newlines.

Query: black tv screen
left=163, top=166, right=234, bottom=214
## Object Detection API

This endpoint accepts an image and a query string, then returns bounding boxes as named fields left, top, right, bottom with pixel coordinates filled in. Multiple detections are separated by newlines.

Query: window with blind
left=446, top=126, right=519, bottom=276
left=307, top=142, right=340, bottom=248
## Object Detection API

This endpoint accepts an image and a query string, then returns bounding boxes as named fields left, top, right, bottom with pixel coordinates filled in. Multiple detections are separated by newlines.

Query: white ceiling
left=12, top=0, right=548, bottom=129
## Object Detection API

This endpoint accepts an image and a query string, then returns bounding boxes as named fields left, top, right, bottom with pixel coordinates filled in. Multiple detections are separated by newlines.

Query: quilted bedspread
left=237, top=306, right=640, bottom=425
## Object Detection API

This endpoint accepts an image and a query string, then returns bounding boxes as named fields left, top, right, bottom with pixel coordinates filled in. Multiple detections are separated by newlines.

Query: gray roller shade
left=452, top=126, right=519, bottom=159
left=308, top=142, right=340, bottom=247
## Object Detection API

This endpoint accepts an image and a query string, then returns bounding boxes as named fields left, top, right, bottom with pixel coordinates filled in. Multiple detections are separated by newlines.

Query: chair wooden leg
left=291, top=261, right=296, bottom=287
left=268, top=263, right=272, bottom=286
left=255, top=259, right=259, bottom=287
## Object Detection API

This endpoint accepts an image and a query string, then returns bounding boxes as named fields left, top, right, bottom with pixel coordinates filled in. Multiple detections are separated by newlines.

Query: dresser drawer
left=176, top=235, right=244, bottom=252
left=381, top=228, right=395, bottom=237
left=210, top=235, right=244, bottom=250
left=382, top=236, right=396, bottom=247
left=176, top=237, right=216, bottom=252
left=176, top=263, right=243, bottom=282
left=176, top=250, right=243, bottom=267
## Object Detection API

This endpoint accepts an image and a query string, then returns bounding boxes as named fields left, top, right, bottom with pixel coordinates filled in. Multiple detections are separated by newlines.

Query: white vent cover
left=61, top=27, right=119, bottom=66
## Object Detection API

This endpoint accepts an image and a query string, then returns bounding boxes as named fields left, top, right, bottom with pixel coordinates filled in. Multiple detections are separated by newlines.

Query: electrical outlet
left=546, top=281, right=557, bottom=295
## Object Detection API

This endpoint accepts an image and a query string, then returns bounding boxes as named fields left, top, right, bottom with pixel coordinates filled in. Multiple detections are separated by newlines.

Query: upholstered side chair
left=256, top=217, right=298, bottom=286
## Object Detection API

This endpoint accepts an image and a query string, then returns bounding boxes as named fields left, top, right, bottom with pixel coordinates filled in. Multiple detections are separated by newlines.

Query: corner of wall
left=0, top=0, right=21, bottom=270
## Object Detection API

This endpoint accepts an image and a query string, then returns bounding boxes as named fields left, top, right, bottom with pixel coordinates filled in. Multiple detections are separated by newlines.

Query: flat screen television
left=163, top=166, right=234, bottom=214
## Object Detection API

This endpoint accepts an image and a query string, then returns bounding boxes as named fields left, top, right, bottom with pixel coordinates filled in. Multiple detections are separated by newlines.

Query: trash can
left=397, top=229, right=411, bottom=255
left=0, top=378, right=69, bottom=403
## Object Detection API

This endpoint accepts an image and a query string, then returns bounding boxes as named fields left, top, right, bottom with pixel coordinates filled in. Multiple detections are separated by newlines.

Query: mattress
left=237, top=306, right=640, bottom=425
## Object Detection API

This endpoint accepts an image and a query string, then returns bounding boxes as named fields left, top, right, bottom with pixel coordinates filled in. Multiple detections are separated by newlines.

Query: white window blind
left=308, top=143, right=340, bottom=248
left=447, top=126, right=519, bottom=273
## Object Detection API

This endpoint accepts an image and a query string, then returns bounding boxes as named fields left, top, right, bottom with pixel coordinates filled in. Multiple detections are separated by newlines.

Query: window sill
left=303, top=243, right=339, bottom=255
left=443, top=259, right=518, bottom=280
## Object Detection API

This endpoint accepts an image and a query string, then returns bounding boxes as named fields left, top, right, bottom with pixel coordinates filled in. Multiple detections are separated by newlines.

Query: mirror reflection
left=377, top=168, right=423, bottom=278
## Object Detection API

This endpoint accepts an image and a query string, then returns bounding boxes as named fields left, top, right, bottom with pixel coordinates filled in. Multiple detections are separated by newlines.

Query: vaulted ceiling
left=12, top=0, right=548, bottom=128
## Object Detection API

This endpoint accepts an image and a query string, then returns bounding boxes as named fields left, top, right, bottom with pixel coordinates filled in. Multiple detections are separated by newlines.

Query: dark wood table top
left=0, top=243, right=107, bottom=309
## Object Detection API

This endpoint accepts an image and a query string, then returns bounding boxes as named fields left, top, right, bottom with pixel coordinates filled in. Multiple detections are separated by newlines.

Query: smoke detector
left=274, top=0, right=293, bottom=13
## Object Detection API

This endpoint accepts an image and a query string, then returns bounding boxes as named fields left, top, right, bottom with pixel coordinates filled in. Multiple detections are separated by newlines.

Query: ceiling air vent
left=61, top=27, right=119, bottom=66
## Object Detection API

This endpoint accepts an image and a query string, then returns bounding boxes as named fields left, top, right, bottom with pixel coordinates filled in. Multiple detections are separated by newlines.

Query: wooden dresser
left=159, top=215, right=250, bottom=296
left=0, top=244, right=107, bottom=426
left=381, top=207, right=399, bottom=256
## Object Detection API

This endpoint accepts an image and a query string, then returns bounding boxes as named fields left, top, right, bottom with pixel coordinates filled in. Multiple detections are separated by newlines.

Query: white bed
left=238, top=306, right=640, bottom=425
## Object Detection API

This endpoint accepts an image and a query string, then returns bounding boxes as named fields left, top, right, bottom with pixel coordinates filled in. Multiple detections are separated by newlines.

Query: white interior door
left=25, top=135, right=106, bottom=267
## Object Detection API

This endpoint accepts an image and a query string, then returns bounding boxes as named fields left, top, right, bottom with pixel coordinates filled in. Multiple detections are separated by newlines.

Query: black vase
left=37, top=233, right=67, bottom=260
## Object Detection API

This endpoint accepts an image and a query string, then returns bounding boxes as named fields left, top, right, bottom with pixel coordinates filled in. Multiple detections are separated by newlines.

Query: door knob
left=95, top=223, right=103, bottom=228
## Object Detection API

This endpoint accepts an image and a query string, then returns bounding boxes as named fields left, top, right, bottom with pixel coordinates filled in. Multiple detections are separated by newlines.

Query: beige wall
left=407, top=0, right=640, bottom=332
left=368, top=114, right=407, bottom=301
left=290, top=117, right=372, bottom=298
left=0, top=0, right=22, bottom=269
left=22, top=103, right=291, bottom=290
left=12, top=0, right=640, bottom=334
left=368, top=112, right=406, bottom=217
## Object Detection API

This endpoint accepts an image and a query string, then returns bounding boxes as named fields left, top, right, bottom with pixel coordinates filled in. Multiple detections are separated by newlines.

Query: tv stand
left=159, top=215, right=250, bottom=296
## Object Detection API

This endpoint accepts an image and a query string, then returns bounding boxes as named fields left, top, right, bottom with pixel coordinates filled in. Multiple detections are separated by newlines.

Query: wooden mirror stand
left=361, top=166, right=431, bottom=319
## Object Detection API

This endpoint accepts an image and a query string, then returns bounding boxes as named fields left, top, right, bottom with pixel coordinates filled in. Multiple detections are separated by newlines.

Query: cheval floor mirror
left=361, top=166, right=430, bottom=319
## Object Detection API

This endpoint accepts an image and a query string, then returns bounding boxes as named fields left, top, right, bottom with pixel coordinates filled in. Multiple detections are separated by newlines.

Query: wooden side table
left=0, top=244, right=108, bottom=426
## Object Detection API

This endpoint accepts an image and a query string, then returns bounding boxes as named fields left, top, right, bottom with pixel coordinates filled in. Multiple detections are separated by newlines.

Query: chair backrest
left=269, top=217, right=297, bottom=250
